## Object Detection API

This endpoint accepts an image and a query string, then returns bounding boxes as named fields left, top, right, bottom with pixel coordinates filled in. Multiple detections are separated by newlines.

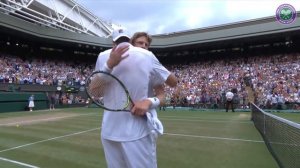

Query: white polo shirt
left=226, top=91, right=234, bottom=101
left=95, top=42, right=169, bottom=141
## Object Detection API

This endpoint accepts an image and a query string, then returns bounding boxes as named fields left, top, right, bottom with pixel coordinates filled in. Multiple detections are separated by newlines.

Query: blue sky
left=76, top=0, right=300, bottom=35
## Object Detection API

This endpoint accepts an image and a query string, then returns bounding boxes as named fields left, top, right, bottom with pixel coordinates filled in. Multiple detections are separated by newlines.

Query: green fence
left=0, top=92, right=48, bottom=113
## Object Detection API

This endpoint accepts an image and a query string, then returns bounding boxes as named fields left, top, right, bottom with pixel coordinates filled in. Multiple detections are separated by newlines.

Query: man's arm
left=131, top=84, right=165, bottom=116
left=165, top=73, right=177, bottom=88
left=149, top=52, right=178, bottom=88
left=153, top=84, right=165, bottom=106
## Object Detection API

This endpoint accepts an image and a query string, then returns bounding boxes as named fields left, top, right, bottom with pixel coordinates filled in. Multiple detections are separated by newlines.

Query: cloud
left=225, top=1, right=272, bottom=21
left=224, top=0, right=300, bottom=21
left=76, top=0, right=179, bottom=34
left=76, top=0, right=300, bottom=35
left=178, top=1, right=215, bottom=28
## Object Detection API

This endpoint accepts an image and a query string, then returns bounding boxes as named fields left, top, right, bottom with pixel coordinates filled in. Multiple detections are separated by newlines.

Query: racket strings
left=86, top=75, right=107, bottom=106
left=86, top=72, right=131, bottom=111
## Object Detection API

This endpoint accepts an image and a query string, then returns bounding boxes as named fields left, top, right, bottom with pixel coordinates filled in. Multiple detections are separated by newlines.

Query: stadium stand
left=1, top=50, right=299, bottom=111
left=0, top=1, right=300, bottom=112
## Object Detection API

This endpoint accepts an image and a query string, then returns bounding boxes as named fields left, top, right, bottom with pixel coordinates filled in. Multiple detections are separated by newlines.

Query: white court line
left=0, top=128, right=100, bottom=153
left=159, top=115, right=251, bottom=121
left=0, top=157, right=39, bottom=168
left=165, top=133, right=264, bottom=143
left=0, top=113, right=99, bottom=126
left=161, top=118, right=252, bottom=124
left=0, top=126, right=263, bottom=154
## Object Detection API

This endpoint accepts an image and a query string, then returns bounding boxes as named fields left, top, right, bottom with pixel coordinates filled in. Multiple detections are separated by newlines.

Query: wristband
left=103, top=62, right=112, bottom=73
left=147, top=97, right=160, bottom=109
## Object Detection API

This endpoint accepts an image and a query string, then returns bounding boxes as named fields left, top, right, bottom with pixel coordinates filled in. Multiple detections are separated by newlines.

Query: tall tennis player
left=95, top=28, right=172, bottom=168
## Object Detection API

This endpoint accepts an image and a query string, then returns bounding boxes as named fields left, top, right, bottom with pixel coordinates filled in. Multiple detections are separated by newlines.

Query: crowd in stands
left=50, top=92, right=86, bottom=105
left=0, top=53, right=93, bottom=106
left=1, top=52, right=300, bottom=109
left=0, top=54, right=92, bottom=86
left=165, top=53, right=300, bottom=110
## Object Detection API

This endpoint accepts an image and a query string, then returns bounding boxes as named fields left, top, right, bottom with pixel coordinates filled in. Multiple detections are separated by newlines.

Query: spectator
left=225, top=90, right=234, bottom=112
left=50, top=93, right=56, bottom=110
left=28, top=94, right=34, bottom=111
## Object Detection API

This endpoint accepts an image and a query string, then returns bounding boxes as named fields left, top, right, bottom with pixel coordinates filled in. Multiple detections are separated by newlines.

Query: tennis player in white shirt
left=130, top=31, right=178, bottom=134
left=95, top=28, right=172, bottom=168
left=226, top=90, right=235, bottom=112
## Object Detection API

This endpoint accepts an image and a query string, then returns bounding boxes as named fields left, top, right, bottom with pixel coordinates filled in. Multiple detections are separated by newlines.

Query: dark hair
left=115, top=36, right=130, bottom=45
left=130, top=32, right=152, bottom=45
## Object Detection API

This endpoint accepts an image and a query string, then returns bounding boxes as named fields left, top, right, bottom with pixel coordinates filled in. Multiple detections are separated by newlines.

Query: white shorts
left=28, top=101, right=34, bottom=108
left=101, top=132, right=158, bottom=168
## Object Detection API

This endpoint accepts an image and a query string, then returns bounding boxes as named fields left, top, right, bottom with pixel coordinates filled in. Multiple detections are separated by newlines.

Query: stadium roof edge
left=0, top=11, right=112, bottom=47
left=1, top=11, right=300, bottom=49
left=153, top=12, right=300, bottom=37
left=150, top=11, right=300, bottom=48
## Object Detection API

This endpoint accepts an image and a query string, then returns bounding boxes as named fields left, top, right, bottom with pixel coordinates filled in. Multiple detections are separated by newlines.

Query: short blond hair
left=130, top=32, right=152, bottom=45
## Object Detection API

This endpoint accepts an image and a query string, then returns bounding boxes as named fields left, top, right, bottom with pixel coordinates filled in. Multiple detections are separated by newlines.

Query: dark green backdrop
left=0, top=92, right=48, bottom=113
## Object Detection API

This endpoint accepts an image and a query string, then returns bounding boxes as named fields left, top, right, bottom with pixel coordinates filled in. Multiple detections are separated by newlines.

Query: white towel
left=146, top=109, right=164, bottom=135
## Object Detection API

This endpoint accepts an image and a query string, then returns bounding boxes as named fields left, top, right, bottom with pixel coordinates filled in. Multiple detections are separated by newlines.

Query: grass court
left=0, top=107, right=294, bottom=168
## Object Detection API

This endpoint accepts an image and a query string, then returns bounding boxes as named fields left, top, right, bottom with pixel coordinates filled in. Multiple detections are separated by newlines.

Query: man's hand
left=107, top=44, right=129, bottom=69
left=131, top=99, right=152, bottom=116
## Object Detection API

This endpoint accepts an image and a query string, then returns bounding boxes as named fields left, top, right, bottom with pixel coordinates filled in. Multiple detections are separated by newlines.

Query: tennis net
left=251, top=103, right=300, bottom=168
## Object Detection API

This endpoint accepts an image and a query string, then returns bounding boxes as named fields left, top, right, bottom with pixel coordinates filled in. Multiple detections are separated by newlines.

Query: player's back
left=98, top=43, right=161, bottom=141
left=112, top=44, right=155, bottom=101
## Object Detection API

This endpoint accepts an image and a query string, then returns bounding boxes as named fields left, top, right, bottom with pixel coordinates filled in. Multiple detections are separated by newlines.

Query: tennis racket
left=85, top=71, right=134, bottom=112
left=85, top=70, right=164, bottom=135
